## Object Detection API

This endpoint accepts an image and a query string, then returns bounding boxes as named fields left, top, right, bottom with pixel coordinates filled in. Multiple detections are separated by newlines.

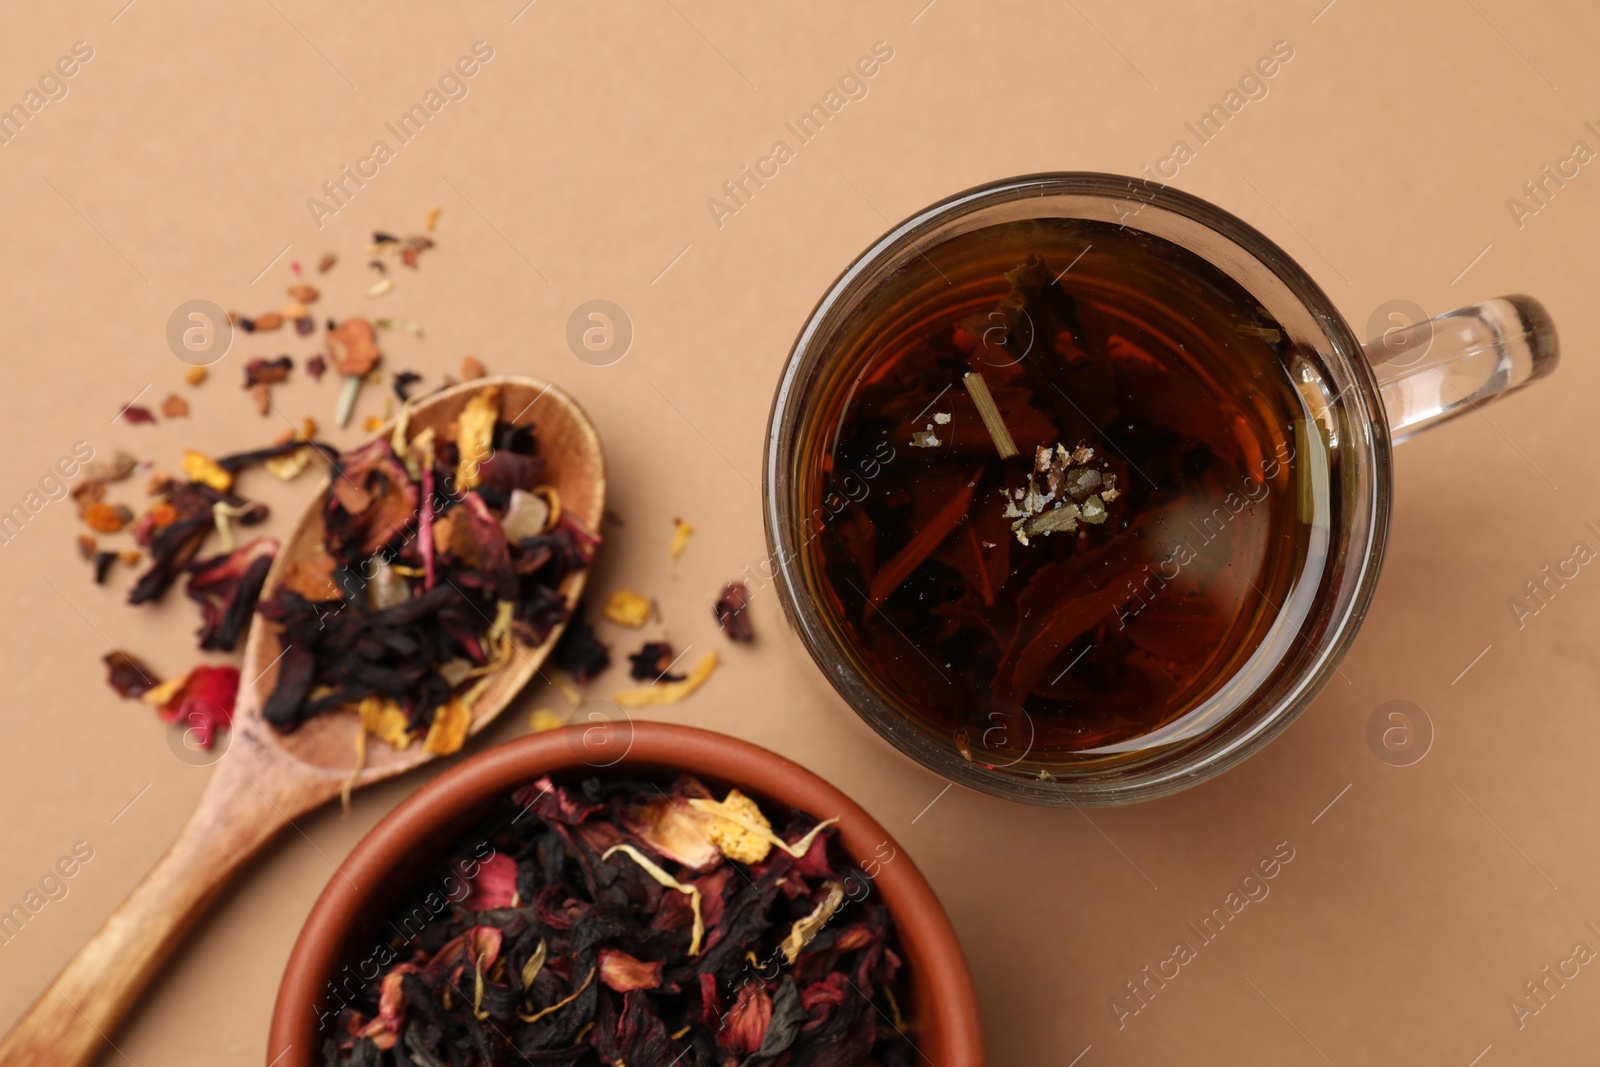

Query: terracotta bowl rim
left=268, top=721, right=986, bottom=1065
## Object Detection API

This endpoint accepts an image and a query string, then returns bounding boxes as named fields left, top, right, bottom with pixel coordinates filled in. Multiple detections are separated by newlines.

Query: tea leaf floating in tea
left=961, top=369, right=1019, bottom=459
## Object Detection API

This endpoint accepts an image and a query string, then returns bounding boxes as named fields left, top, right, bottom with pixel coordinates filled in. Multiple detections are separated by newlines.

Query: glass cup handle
left=1360, top=295, right=1558, bottom=443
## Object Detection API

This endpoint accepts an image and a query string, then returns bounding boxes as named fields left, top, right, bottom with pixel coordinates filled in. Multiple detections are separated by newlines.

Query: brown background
left=0, top=1, right=1595, bottom=1064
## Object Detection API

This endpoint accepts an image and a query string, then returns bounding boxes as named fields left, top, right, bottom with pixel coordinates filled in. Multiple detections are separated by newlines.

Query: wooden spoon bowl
left=0, top=376, right=605, bottom=1067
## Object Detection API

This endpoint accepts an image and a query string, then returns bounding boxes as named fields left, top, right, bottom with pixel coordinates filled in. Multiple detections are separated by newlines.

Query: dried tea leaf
left=327, top=318, right=381, bottom=376
left=84, top=502, right=132, bottom=533
left=460, top=355, right=485, bottom=380
left=160, top=394, right=189, bottom=418
left=103, top=650, right=159, bottom=699
left=601, top=844, right=704, bottom=955
left=317, top=252, right=336, bottom=273
left=713, top=581, right=754, bottom=642
left=613, top=651, right=717, bottom=707
left=288, top=284, right=320, bottom=303
left=602, top=589, right=651, bottom=628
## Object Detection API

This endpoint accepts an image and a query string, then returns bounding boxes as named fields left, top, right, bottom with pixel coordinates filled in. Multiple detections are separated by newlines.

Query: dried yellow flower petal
left=780, top=881, right=846, bottom=964
left=185, top=366, right=207, bottom=386
left=602, top=589, right=651, bottom=628
left=670, top=518, right=693, bottom=560
left=140, top=673, right=189, bottom=708
left=686, top=794, right=841, bottom=861
left=423, top=698, right=473, bottom=755
left=264, top=447, right=312, bottom=481
left=360, top=695, right=415, bottom=750
left=529, top=708, right=569, bottom=734
left=614, top=652, right=718, bottom=708
left=426, top=207, right=442, bottom=232
left=455, top=386, right=500, bottom=490
left=181, top=450, right=233, bottom=493
left=690, top=788, right=772, bottom=864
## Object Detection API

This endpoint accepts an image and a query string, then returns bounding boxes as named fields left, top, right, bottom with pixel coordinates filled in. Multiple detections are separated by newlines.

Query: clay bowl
left=270, top=722, right=986, bottom=1064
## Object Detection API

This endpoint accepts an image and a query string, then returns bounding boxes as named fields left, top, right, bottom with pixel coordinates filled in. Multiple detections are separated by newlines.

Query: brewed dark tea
left=798, top=217, right=1337, bottom=771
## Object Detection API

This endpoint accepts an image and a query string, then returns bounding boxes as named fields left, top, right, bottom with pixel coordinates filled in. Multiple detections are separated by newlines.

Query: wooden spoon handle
left=0, top=735, right=329, bottom=1067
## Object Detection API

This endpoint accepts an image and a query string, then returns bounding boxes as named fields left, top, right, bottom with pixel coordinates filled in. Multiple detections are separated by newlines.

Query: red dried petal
left=598, top=947, right=662, bottom=993
left=462, top=852, right=519, bottom=910
left=720, top=981, right=773, bottom=1055
left=159, top=665, right=240, bottom=749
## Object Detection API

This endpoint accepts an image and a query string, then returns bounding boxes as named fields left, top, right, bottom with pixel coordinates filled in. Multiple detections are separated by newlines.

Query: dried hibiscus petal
left=139, top=664, right=240, bottom=749
left=184, top=536, right=277, bottom=651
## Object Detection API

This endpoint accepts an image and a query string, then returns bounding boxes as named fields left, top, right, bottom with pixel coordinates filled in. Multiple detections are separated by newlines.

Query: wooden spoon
left=0, top=376, right=605, bottom=1067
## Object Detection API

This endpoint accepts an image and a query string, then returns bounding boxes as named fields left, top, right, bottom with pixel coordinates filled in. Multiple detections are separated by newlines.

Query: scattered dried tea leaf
left=185, top=366, right=207, bottom=386
left=422, top=698, right=473, bottom=755
left=376, top=319, right=425, bottom=338
left=614, top=651, right=717, bottom=707
left=83, top=502, right=132, bottom=534
left=602, top=589, right=651, bottom=628
left=306, top=354, right=327, bottom=380
left=317, top=251, right=336, bottom=273
left=76, top=533, right=96, bottom=560
left=181, top=450, right=234, bottom=493
left=287, top=284, right=319, bottom=303
left=627, top=641, right=685, bottom=682
left=454, top=385, right=500, bottom=490
left=160, top=393, right=189, bottom=418
left=119, top=549, right=142, bottom=566
left=327, top=318, right=381, bottom=376
left=713, top=581, right=755, bottom=642
left=460, top=355, right=485, bottom=380
left=103, top=650, right=159, bottom=698
left=93, top=551, right=117, bottom=583
left=253, top=311, right=283, bottom=331
left=670, top=518, right=693, bottom=560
